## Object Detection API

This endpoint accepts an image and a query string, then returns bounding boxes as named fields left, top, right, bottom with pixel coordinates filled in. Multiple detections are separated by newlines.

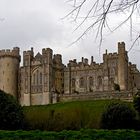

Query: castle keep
left=0, top=42, right=140, bottom=106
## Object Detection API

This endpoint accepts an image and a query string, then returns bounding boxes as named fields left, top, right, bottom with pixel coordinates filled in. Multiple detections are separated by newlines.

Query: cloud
left=0, top=0, right=139, bottom=69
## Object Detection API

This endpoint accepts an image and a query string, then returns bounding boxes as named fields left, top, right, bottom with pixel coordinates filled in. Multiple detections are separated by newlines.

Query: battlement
left=103, top=51, right=118, bottom=57
left=118, top=41, right=126, bottom=54
left=118, top=41, right=125, bottom=47
left=108, top=52, right=118, bottom=57
left=42, top=48, right=53, bottom=55
left=103, top=51, right=118, bottom=61
left=23, top=47, right=34, bottom=56
left=0, top=47, right=20, bottom=59
left=53, top=54, right=62, bottom=64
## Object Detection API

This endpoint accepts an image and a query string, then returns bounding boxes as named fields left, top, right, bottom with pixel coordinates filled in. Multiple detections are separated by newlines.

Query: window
left=89, top=77, right=93, bottom=86
left=72, top=78, right=75, bottom=88
left=40, top=73, right=42, bottom=84
left=36, top=70, right=39, bottom=85
left=33, top=73, right=35, bottom=84
left=80, top=77, right=84, bottom=88
left=97, top=76, right=102, bottom=88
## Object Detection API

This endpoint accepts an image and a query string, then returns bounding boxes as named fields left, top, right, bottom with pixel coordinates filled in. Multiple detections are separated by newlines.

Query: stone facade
left=0, top=47, right=20, bottom=98
left=0, top=42, right=140, bottom=105
left=19, top=48, right=64, bottom=105
left=64, top=42, right=139, bottom=95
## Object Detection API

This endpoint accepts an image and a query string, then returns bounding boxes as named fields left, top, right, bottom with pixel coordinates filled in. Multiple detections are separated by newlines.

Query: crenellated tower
left=118, top=42, right=128, bottom=90
left=53, top=54, right=64, bottom=95
left=42, top=48, right=53, bottom=105
left=0, top=47, right=20, bottom=99
left=21, top=48, right=34, bottom=105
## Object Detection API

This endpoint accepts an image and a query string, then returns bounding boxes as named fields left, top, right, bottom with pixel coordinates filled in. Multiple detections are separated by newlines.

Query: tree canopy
left=101, top=101, right=136, bottom=129
left=0, top=90, right=24, bottom=130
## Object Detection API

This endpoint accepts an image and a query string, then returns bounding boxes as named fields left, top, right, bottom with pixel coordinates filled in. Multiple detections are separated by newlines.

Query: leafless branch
left=128, top=34, right=140, bottom=52
left=65, top=0, right=140, bottom=49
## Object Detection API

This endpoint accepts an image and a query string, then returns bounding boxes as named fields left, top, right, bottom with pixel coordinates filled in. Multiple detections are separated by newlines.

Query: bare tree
left=65, top=0, right=140, bottom=49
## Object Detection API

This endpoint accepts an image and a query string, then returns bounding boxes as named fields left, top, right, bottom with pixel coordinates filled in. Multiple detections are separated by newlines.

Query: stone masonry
left=0, top=42, right=140, bottom=106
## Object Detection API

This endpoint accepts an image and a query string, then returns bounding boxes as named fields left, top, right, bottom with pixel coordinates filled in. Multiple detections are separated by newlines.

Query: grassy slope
left=23, top=100, right=131, bottom=130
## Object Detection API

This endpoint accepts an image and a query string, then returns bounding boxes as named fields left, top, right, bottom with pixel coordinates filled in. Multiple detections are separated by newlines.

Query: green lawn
left=23, top=100, right=132, bottom=131
left=0, top=129, right=140, bottom=140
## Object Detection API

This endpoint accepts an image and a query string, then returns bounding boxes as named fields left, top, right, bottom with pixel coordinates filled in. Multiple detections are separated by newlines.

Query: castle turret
left=118, top=42, right=128, bottom=90
left=21, top=48, right=34, bottom=105
left=42, top=48, right=53, bottom=104
left=0, top=47, right=20, bottom=98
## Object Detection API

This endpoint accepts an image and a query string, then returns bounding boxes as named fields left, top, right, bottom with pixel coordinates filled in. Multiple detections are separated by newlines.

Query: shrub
left=0, top=90, right=24, bottom=130
left=101, top=101, right=136, bottom=129
left=133, top=96, right=140, bottom=115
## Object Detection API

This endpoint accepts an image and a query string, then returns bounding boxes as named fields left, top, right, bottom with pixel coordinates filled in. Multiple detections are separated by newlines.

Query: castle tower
left=0, top=47, right=20, bottom=98
left=118, top=42, right=128, bottom=90
left=42, top=48, right=53, bottom=105
left=21, top=48, right=34, bottom=105
left=53, top=54, right=64, bottom=95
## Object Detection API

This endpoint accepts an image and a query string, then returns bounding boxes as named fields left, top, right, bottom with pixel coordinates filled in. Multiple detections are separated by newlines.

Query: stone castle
left=0, top=42, right=140, bottom=106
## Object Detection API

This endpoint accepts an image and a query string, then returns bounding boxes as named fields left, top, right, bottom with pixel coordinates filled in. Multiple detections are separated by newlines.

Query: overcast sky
left=0, top=0, right=140, bottom=69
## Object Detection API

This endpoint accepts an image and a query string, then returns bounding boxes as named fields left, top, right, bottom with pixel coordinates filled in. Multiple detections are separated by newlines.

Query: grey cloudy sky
left=0, top=0, right=140, bottom=68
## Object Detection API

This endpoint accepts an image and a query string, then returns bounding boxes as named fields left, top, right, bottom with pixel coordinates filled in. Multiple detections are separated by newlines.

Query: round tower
left=0, top=47, right=20, bottom=98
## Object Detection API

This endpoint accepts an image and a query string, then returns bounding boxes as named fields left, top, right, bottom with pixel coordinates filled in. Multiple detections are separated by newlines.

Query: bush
left=101, top=101, right=136, bottom=129
left=0, top=90, right=24, bottom=130
left=133, top=96, right=140, bottom=115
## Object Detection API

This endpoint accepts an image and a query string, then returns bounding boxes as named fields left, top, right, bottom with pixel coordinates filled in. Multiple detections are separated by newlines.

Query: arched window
left=97, top=76, right=102, bottom=88
left=89, top=77, right=93, bottom=86
left=40, top=72, right=42, bottom=84
left=36, top=70, right=39, bottom=85
left=80, top=77, right=84, bottom=88
left=72, top=78, right=75, bottom=88
left=33, top=73, right=35, bottom=85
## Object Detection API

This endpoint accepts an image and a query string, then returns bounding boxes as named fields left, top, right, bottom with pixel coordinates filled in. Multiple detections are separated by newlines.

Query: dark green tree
left=0, top=90, right=24, bottom=130
left=101, top=101, right=136, bottom=129
left=133, top=96, right=140, bottom=115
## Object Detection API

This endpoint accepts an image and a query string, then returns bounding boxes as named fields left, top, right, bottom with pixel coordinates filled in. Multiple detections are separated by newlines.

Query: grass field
left=0, top=129, right=140, bottom=140
left=23, top=100, right=132, bottom=131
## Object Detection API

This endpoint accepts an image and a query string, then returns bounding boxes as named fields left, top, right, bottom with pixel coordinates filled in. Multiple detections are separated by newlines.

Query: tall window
left=97, top=76, right=102, bottom=88
left=36, top=70, right=39, bottom=85
left=33, top=73, right=35, bottom=85
left=40, top=72, right=42, bottom=84
left=80, top=77, right=84, bottom=88
left=72, top=78, right=75, bottom=88
left=89, top=77, right=93, bottom=86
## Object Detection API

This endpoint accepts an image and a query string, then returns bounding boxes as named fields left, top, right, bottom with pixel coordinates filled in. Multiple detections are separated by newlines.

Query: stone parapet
left=59, top=91, right=133, bottom=102
left=0, top=47, right=20, bottom=60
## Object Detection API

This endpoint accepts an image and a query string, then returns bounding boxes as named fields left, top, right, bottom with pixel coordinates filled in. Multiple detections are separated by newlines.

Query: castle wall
left=59, top=91, right=133, bottom=102
left=20, top=48, right=54, bottom=106
left=0, top=42, right=139, bottom=106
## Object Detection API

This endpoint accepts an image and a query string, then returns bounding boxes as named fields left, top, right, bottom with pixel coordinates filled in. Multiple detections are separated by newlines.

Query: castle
left=0, top=42, right=140, bottom=106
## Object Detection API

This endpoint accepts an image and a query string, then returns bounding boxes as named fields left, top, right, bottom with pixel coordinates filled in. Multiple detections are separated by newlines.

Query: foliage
left=0, top=129, right=140, bottom=140
left=0, top=90, right=24, bottom=130
left=133, top=96, right=140, bottom=115
left=101, top=101, right=136, bottom=129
